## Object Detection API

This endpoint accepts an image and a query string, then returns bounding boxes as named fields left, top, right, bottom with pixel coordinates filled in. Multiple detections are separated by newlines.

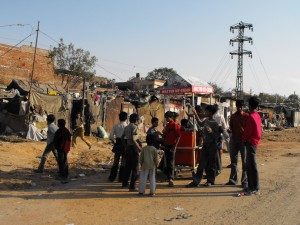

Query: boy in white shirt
left=138, top=134, right=158, bottom=196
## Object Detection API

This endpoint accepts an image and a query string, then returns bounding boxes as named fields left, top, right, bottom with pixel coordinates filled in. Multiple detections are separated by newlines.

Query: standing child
left=138, top=134, right=159, bottom=196
left=163, top=111, right=181, bottom=187
left=243, top=96, right=262, bottom=195
left=108, top=111, right=128, bottom=182
left=186, top=105, right=221, bottom=187
left=54, top=119, right=72, bottom=180
left=146, top=117, right=164, bottom=149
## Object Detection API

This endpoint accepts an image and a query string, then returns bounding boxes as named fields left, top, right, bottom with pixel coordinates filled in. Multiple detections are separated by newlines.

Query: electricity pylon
left=230, top=21, right=253, bottom=100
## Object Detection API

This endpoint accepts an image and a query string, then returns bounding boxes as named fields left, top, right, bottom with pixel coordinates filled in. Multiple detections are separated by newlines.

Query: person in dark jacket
left=54, top=119, right=72, bottom=180
left=186, top=105, right=221, bottom=187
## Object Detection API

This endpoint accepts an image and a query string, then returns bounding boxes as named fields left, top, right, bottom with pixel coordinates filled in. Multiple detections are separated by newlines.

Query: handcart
left=175, top=131, right=200, bottom=174
left=160, top=74, right=214, bottom=177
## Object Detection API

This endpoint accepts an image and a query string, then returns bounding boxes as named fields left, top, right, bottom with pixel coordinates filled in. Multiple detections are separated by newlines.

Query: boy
left=186, top=105, right=221, bottom=187
left=163, top=111, right=181, bottom=187
left=243, top=97, right=262, bottom=195
left=72, top=113, right=92, bottom=149
left=122, top=113, right=142, bottom=191
left=138, top=134, right=158, bottom=196
left=54, top=119, right=72, bottom=180
left=34, top=114, right=58, bottom=173
left=108, top=111, right=128, bottom=182
left=180, top=118, right=194, bottom=132
left=146, top=117, right=164, bottom=149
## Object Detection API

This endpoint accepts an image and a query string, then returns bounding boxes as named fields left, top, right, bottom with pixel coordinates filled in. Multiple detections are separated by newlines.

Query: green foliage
left=258, top=93, right=285, bottom=103
left=146, top=67, right=177, bottom=81
left=285, top=93, right=300, bottom=105
left=208, top=82, right=223, bottom=95
left=50, top=38, right=97, bottom=80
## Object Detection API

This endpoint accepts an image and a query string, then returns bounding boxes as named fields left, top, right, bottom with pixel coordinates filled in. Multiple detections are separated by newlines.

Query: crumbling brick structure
left=0, top=43, right=55, bottom=85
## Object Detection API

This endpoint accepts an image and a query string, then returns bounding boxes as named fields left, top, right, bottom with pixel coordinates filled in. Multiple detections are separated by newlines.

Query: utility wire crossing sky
left=0, top=0, right=299, bottom=97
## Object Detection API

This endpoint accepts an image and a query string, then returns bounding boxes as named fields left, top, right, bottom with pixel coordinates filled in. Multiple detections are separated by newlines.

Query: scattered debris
left=173, top=206, right=184, bottom=211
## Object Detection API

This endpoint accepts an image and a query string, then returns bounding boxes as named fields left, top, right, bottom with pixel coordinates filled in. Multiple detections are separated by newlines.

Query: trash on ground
left=173, top=206, right=184, bottom=211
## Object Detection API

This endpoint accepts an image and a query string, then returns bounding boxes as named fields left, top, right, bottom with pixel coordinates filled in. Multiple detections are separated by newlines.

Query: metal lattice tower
left=230, top=21, right=253, bottom=100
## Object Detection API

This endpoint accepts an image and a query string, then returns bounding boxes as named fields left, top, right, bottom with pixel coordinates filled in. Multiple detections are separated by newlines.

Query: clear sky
left=0, top=0, right=299, bottom=97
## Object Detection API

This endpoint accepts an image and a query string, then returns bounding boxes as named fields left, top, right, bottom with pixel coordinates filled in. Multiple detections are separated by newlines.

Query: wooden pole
left=28, top=21, right=40, bottom=101
left=82, top=76, right=86, bottom=116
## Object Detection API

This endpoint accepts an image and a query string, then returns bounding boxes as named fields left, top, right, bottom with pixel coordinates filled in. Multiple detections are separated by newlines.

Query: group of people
left=108, top=110, right=181, bottom=196
left=34, top=115, right=72, bottom=180
left=34, top=113, right=91, bottom=181
left=109, top=96, right=262, bottom=196
left=34, top=96, right=262, bottom=197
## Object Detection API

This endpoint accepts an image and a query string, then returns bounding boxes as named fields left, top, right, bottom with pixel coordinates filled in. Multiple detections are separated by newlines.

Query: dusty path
left=0, top=129, right=300, bottom=225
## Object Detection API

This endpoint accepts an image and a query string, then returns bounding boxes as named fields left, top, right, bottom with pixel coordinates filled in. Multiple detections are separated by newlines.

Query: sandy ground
left=0, top=128, right=300, bottom=225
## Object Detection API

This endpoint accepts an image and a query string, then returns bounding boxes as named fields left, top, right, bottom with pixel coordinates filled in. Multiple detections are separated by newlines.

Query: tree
left=208, top=82, right=223, bottom=95
left=49, top=38, right=97, bottom=87
left=146, top=67, right=177, bottom=81
left=258, top=93, right=285, bottom=104
left=285, top=93, right=299, bottom=106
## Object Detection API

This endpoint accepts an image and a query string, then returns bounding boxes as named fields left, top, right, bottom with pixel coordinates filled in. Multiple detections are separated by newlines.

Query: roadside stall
left=160, top=74, right=214, bottom=173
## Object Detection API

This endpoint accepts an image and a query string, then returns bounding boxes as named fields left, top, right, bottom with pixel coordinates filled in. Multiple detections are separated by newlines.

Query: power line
left=0, top=31, right=35, bottom=58
left=246, top=57, right=264, bottom=93
left=0, top=23, right=33, bottom=29
left=253, top=43, right=275, bottom=94
left=209, top=45, right=231, bottom=82
left=39, top=30, right=60, bottom=44
left=211, top=55, right=231, bottom=83
left=98, top=57, right=152, bottom=71
left=220, top=57, right=237, bottom=85
left=95, top=63, right=125, bottom=81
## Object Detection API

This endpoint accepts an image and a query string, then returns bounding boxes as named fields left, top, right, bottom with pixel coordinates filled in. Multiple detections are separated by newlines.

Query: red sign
left=160, top=86, right=214, bottom=94
left=192, top=86, right=214, bottom=94
left=160, top=87, right=192, bottom=94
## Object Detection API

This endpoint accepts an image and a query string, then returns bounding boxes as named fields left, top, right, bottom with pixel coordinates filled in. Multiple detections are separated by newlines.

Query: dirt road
left=0, top=128, right=299, bottom=225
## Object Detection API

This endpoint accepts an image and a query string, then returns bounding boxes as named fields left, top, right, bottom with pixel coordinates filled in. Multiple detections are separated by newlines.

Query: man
left=34, top=114, right=58, bottom=173
left=163, top=111, right=181, bottom=187
left=108, top=111, right=128, bottom=182
left=72, top=113, right=92, bottom=149
left=225, top=100, right=248, bottom=189
left=122, top=113, right=142, bottom=191
left=243, top=97, right=262, bottom=195
left=186, top=105, right=221, bottom=187
left=213, top=104, right=230, bottom=172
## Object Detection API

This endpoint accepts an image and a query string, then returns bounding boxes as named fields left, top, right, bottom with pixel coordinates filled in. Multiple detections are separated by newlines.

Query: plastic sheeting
left=26, top=124, right=47, bottom=141
left=30, top=91, right=64, bottom=114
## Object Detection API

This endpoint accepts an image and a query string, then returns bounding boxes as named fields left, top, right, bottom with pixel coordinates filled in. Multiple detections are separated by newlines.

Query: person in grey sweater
left=138, top=134, right=158, bottom=196
left=186, top=105, right=222, bottom=187
left=34, top=114, right=58, bottom=173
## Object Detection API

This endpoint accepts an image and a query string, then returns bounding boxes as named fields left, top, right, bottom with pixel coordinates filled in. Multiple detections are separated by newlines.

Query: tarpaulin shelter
left=6, top=79, right=66, bottom=96
left=2, top=79, right=69, bottom=137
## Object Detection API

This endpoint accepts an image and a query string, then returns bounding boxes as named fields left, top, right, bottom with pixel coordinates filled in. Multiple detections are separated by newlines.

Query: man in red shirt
left=163, top=111, right=181, bottom=187
left=225, top=100, right=248, bottom=188
left=243, top=97, right=262, bottom=195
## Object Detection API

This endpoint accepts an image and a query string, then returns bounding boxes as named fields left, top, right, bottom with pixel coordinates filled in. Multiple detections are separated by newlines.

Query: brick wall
left=0, top=43, right=55, bottom=85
